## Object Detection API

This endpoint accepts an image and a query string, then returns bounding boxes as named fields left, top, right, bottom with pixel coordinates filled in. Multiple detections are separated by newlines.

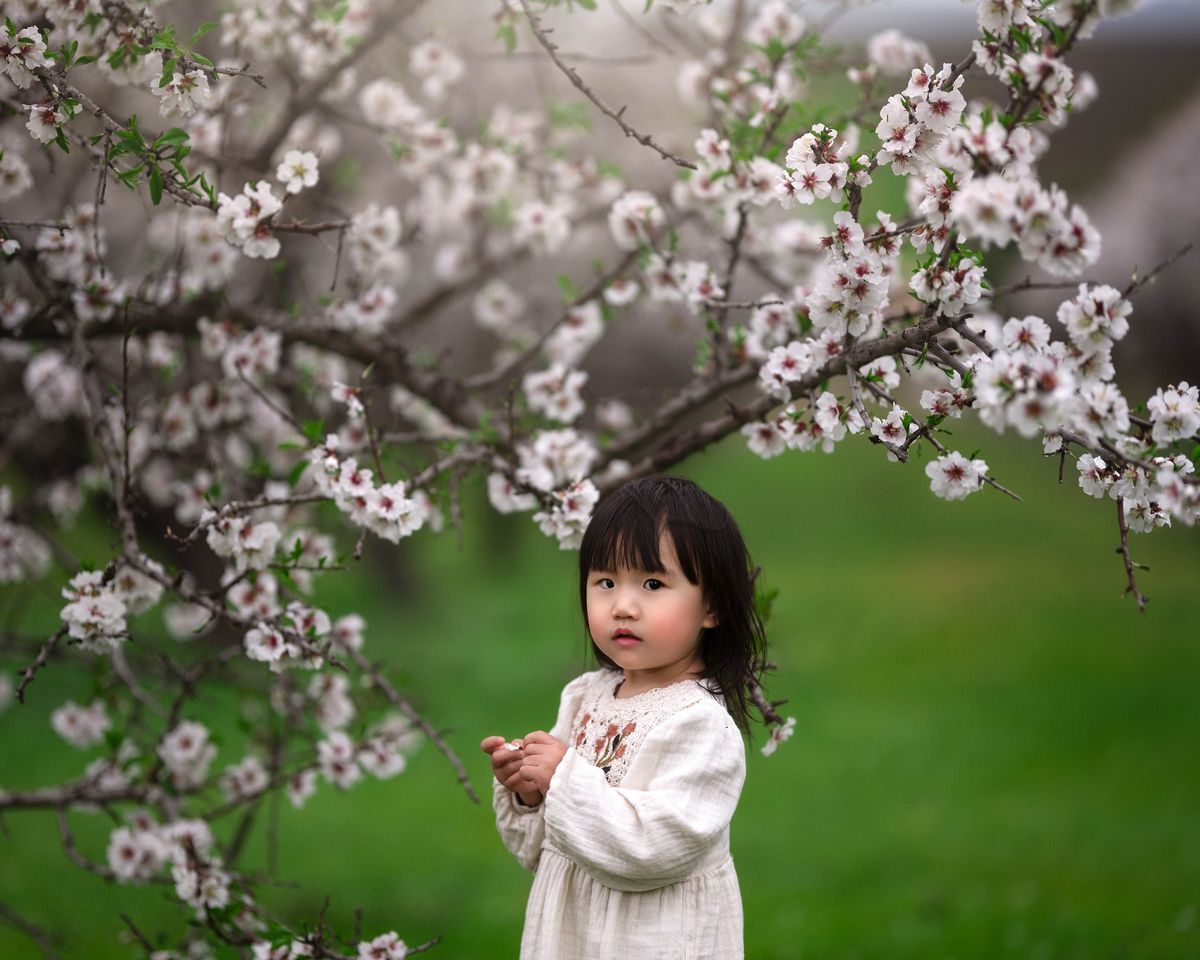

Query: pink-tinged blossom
left=331, top=613, right=367, bottom=652
left=409, top=37, right=464, bottom=101
left=814, top=391, right=863, bottom=442
left=0, top=25, right=49, bottom=88
left=487, top=473, right=538, bottom=514
left=925, top=451, right=988, bottom=500
left=746, top=0, right=806, bottom=46
left=220, top=756, right=269, bottom=802
left=544, top=300, right=604, bottom=367
left=228, top=572, right=281, bottom=621
left=758, top=340, right=815, bottom=401
left=974, top=349, right=1077, bottom=438
left=514, top=199, right=571, bottom=256
left=358, top=735, right=407, bottom=779
left=107, top=826, right=168, bottom=883
left=744, top=299, right=798, bottom=359
left=1155, top=457, right=1200, bottom=526
left=203, top=512, right=281, bottom=572
left=869, top=404, right=909, bottom=447
left=920, top=374, right=972, bottom=420
left=742, top=418, right=788, bottom=459
left=976, top=0, right=1035, bottom=32
left=0, top=491, right=52, bottom=585
left=1123, top=497, right=1171, bottom=534
left=0, top=148, right=33, bottom=201
left=1146, top=382, right=1200, bottom=445
left=608, top=191, right=665, bottom=251
left=858, top=355, right=902, bottom=391
left=949, top=174, right=1018, bottom=248
left=158, top=720, right=217, bottom=789
left=287, top=769, right=319, bottom=809
left=1077, top=382, right=1130, bottom=441
left=517, top=430, right=598, bottom=493
left=358, top=79, right=423, bottom=130
left=1056, top=284, right=1131, bottom=353
left=910, top=259, right=985, bottom=317
left=523, top=365, right=588, bottom=424
left=1001, top=315, right=1052, bottom=355
left=533, top=479, right=599, bottom=550
left=318, top=731, right=363, bottom=789
left=867, top=29, right=931, bottom=75
left=215, top=182, right=282, bottom=259
left=150, top=67, right=211, bottom=117
left=171, top=857, right=231, bottom=912
left=244, top=623, right=300, bottom=666
left=473, top=279, right=526, bottom=335
left=24, top=349, right=84, bottom=421
left=51, top=699, right=110, bottom=748
left=309, top=673, right=356, bottom=731
left=760, top=716, right=796, bottom=757
left=821, top=211, right=866, bottom=257
left=356, top=931, right=409, bottom=960
left=60, top=570, right=128, bottom=653
left=602, top=277, right=640, bottom=308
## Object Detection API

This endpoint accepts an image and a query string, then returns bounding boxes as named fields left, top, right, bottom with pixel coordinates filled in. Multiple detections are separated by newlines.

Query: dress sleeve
left=492, top=671, right=594, bottom=872
left=541, top=698, right=745, bottom=892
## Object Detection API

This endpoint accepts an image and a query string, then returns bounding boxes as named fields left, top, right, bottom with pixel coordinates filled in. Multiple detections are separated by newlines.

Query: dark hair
left=577, top=475, right=766, bottom=734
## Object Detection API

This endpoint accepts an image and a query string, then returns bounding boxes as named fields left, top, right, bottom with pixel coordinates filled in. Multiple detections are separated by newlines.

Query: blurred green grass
left=2, top=427, right=1199, bottom=959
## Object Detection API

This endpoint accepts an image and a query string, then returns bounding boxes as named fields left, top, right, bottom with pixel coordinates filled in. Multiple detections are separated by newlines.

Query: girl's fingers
left=480, top=736, right=507, bottom=753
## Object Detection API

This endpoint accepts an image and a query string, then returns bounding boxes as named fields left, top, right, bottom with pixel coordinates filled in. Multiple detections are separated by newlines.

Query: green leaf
left=555, top=273, right=578, bottom=303
left=189, top=21, right=219, bottom=45
left=495, top=22, right=517, bottom=54
left=287, top=459, right=308, bottom=488
left=149, top=164, right=163, bottom=204
left=74, top=54, right=97, bottom=66
left=302, top=419, right=326, bottom=444
left=190, top=52, right=213, bottom=68
left=153, top=127, right=190, bottom=150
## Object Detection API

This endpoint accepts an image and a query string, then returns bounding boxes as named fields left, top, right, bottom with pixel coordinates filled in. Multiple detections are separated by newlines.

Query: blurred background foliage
left=3, top=423, right=1199, bottom=959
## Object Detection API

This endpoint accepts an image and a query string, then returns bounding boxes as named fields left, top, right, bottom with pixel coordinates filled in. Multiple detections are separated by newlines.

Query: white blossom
left=276, top=149, right=319, bottom=194
left=761, top=717, right=797, bottom=756
left=51, top=699, right=110, bottom=748
left=925, top=451, right=988, bottom=500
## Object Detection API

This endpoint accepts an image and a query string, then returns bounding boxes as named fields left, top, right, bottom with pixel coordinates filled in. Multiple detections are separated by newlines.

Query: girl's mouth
left=612, top=630, right=641, bottom=646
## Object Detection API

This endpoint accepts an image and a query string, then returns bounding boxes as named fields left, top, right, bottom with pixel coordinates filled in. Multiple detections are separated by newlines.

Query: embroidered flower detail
left=592, top=721, right=636, bottom=773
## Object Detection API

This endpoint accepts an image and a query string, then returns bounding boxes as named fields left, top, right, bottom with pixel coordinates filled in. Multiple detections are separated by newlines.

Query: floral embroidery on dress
left=570, top=671, right=720, bottom=786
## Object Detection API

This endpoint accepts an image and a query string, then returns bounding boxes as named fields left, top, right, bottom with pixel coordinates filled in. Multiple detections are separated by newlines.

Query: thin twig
left=15, top=627, right=66, bottom=705
left=1114, top=496, right=1148, bottom=612
left=518, top=0, right=696, bottom=170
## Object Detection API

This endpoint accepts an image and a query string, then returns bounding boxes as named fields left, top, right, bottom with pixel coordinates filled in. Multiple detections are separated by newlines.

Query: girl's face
left=586, top=532, right=717, bottom=685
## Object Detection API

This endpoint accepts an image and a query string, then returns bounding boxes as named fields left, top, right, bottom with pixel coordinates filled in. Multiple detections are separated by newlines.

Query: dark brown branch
left=15, top=627, right=66, bottom=705
left=1114, top=496, right=1148, bottom=612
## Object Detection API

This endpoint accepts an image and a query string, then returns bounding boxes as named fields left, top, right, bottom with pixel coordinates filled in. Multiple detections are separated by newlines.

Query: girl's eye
left=643, top=579, right=663, bottom=591
left=596, top=577, right=614, bottom=589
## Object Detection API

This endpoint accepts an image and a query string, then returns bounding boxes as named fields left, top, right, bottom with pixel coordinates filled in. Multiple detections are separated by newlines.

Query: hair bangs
left=578, top=492, right=670, bottom=576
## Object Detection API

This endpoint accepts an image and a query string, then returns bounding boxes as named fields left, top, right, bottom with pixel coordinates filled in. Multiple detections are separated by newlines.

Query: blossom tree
left=0, top=0, right=1197, bottom=955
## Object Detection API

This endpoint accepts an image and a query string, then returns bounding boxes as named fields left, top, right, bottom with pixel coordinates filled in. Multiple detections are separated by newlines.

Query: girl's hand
left=518, top=730, right=568, bottom=797
left=481, top=735, right=543, bottom=808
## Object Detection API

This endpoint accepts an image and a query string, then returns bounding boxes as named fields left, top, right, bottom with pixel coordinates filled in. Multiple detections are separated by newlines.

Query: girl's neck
left=614, top=658, right=706, bottom=699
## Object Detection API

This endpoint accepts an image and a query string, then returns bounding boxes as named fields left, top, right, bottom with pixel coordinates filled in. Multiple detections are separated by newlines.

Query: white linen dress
left=493, top=668, right=746, bottom=960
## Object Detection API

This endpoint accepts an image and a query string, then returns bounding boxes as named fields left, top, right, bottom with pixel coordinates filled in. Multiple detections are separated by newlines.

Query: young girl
left=481, top=475, right=766, bottom=959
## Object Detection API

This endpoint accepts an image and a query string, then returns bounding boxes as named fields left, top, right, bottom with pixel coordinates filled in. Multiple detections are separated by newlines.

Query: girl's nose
left=611, top=587, right=638, bottom=619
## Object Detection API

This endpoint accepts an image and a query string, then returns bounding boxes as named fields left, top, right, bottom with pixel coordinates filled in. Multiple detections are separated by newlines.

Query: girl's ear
left=702, top=607, right=718, bottom=629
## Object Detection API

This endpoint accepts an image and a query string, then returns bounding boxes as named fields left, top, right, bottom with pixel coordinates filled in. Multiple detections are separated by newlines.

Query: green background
left=2, top=427, right=1199, bottom=959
